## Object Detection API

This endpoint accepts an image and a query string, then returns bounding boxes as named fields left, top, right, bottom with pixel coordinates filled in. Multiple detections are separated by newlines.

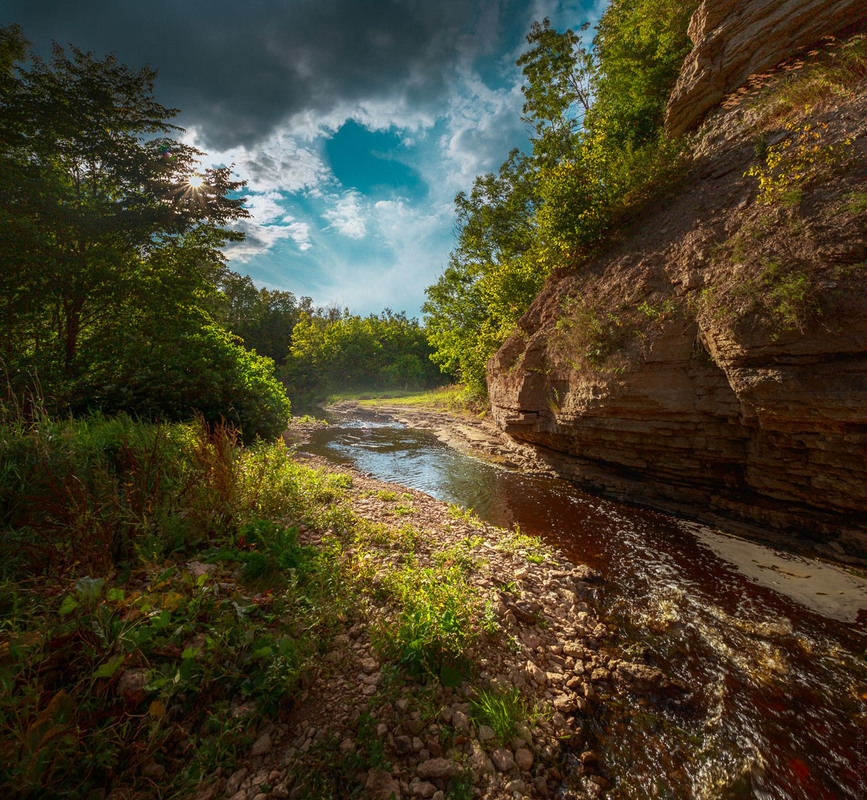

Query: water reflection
left=303, top=413, right=867, bottom=800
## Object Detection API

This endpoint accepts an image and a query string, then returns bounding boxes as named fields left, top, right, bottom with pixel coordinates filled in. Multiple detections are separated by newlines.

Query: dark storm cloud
left=3, top=0, right=540, bottom=149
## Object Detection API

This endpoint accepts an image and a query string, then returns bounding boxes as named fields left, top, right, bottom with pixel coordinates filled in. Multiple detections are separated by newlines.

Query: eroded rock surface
left=489, top=72, right=867, bottom=562
left=666, top=0, right=867, bottom=137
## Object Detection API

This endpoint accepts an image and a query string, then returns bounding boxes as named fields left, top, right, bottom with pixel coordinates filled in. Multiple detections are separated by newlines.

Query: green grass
left=750, top=33, right=867, bottom=126
left=470, top=685, right=535, bottom=744
left=0, top=404, right=358, bottom=798
left=328, top=384, right=484, bottom=414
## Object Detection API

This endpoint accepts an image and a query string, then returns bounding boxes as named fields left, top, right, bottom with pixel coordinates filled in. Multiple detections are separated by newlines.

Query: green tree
left=0, top=31, right=247, bottom=380
left=0, top=27, right=291, bottom=439
left=517, top=18, right=594, bottom=165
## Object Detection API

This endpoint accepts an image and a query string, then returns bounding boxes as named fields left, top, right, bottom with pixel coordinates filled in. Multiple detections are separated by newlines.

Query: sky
left=3, top=0, right=606, bottom=316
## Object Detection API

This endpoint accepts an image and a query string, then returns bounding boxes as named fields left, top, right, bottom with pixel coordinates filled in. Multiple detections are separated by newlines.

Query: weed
left=372, top=565, right=479, bottom=682
left=498, top=526, right=548, bottom=564
left=447, top=504, right=483, bottom=527
left=744, top=119, right=853, bottom=206
left=846, top=190, right=867, bottom=214
left=377, top=490, right=399, bottom=502
left=470, top=684, right=535, bottom=744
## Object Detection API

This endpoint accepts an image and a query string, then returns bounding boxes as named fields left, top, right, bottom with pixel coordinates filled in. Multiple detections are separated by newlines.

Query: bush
left=87, top=321, right=291, bottom=443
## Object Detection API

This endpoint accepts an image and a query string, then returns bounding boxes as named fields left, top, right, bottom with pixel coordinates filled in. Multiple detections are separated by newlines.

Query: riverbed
left=302, top=407, right=867, bottom=800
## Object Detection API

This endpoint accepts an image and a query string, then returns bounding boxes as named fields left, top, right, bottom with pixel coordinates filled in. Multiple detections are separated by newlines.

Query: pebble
left=478, top=724, right=495, bottom=741
left=452, top=709, right=470, bottom=730
left=491, top=748, right=515, bottom=772
left=226, top=768, right=247, bottom=795
left=514, top=748, right=534, bottom=771
left=250, top=731, right=272, bottom=757
left=417, top=758, right=456, bottom=780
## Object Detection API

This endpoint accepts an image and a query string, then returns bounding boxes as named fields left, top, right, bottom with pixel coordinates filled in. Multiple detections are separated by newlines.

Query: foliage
left=0, top=405, right=354, bottom=797
left=470, top=685, right=535, bottom=744
left=0, top=25, right=290, bottom=439
left=372, top=564, right=479, bottom=682
left=744, top=119, right=853, bottom=206
left=423, top=2, right=698, bottom=393
left=283, top=308, right=443, bottom=403
left=749, top=33, right=867, bottom=125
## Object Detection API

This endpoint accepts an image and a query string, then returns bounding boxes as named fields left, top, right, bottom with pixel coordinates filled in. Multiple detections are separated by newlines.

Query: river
left=302, top=411, right=867, bottom=800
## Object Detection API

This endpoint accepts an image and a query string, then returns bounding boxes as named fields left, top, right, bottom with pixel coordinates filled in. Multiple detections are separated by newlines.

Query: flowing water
left=303, top=412, right=867, bottom=800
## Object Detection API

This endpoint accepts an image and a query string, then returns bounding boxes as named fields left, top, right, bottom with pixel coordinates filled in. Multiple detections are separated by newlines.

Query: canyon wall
left=488, top=3, right=867, bottom=562
left=666, top=0, right=867, bottom=137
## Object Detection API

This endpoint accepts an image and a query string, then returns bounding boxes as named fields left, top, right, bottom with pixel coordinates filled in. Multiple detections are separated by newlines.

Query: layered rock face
left=667, top=0, right=867, bottom=137
left=488, top=53, right=867, bottom=560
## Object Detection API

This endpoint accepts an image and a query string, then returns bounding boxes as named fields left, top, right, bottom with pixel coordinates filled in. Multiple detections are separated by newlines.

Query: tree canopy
left=423, top=0, right=700, bottom=395
left=0, top=25, right=290, bottom=440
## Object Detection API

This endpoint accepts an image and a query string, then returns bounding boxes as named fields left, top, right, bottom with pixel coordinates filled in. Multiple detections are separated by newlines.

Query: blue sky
left=4, top=0, right=606, bottom=315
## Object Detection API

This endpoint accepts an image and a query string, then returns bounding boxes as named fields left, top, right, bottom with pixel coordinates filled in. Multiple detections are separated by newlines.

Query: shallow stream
left=303, top=412, right=867, bottom=800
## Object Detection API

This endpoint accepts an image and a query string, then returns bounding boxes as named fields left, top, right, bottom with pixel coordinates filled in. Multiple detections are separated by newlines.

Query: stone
left=410, top=780, right=436, bottom=798
left=250, top=731, right=272, bottom=757
left=469, top=740, right=494, bottom=775
left=416, top=759, right=456, bottom=780
left=478, top=724, right=495, bottom=741
left=361, top=656, right=379, bottom=674
left=505, top=779, right=527, bottom=796
left=514, top=748, right=534, bottom=771
left=395, top=735, right=413, bottom=755
left=667, top=0, right=867, bottom=137
left=115, top=668, right=150, bottom=702
left=226, top=768, right=248, bottom=796
left=451, top=709, right=470, bottom=731
left=491, top=748, right=515, bottom=772
left=526, top=662, right=546, bottom=686
left=366, top=769, right=402, bottom=800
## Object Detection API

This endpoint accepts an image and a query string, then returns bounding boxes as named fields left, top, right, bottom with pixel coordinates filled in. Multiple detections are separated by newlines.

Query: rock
left=469, top=740, right=494, bottom=775
left=491, top=748, right=515, bottom=772
left=115, top=668, right=150, bottom=703
left=667, top=0, right=867, bottom=137
left=366, top=769, right=401, bottom=800
left=478, top=724, right=495, bottom=741
left=505, top=779, right=527, bottom=795
left=395, top=735, right=413, bottom=755
left=416, top=759, right=456, bottom=780
left=514, top=748, right=534, bottom=771
left=226, top=768, right=248, bottom=796
left=410, top=780, right=436, bottom=798
left=361, top=656, right=379, bottom=674
left=250, top=731, right=272, bottom=757
left=451, top=709, right=470, bottom=731
left=486, top=53, right=867, bottom=563
left=615, top=661, right=689, bottom=697
left=526, top=661, right=546, bottom=686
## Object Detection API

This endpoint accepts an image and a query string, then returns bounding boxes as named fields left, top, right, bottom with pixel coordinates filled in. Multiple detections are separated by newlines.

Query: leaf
left=92, top=655, right=125, bottom=679
left=440, top=661, right=464, bottom=688
left=181, top=647, right=198, bottom=660
left=107, top=588, right=125, bottom=602
left=58, top=595, right=79, bottom=616
left=148, top=700, right=166, bottom=719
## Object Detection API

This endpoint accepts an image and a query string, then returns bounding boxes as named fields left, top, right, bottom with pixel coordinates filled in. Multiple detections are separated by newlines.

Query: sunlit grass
left=328, top=384, right=485, bottom=414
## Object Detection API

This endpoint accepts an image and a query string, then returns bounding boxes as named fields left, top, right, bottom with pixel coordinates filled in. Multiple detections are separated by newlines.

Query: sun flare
left=187, top=174, right=204, bottom=188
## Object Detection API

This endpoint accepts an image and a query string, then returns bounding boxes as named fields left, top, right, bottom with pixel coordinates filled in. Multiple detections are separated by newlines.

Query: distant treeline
left=423, top=0, right=701, bottom=394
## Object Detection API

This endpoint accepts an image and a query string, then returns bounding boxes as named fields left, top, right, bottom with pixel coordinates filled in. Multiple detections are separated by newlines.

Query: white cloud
left=322, top=191, right=368, bottom=239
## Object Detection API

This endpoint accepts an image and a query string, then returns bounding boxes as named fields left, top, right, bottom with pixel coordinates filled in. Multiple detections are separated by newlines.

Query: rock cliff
left=488, top=14, right=867, bottom=562
left=666, top=0, right=867, bottom=137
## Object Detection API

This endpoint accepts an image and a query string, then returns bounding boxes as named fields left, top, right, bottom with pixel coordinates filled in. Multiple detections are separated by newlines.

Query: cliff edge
left=487, top=1, right=867, bottom=563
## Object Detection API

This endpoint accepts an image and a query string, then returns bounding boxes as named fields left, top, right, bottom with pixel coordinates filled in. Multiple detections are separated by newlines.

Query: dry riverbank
left=201, top=436, right=689, bottom=800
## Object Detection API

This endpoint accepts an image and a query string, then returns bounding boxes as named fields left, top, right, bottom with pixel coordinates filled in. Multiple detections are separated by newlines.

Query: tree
left=0, top=27, right=292, bottom=439
left=517, top=18, right=595, bottom=166
left=0, top=30, right=247, bottom=381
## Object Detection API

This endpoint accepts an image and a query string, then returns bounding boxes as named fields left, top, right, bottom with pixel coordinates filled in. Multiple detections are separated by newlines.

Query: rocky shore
left=195, top=421, right=687, bottom=800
